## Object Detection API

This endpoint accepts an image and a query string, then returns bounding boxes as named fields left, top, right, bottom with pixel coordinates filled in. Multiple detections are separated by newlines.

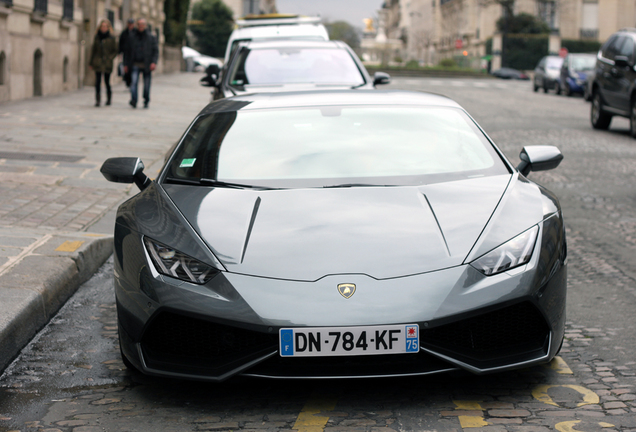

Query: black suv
left=590, top=28, right=636, bottom=135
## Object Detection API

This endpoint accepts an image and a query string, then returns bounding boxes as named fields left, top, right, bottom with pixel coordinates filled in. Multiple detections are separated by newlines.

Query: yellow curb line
left=55, top=240, right=85, bottom=252
left=453, top=400, right=489, bottom=428
left=532, top=384, right=599, bottom=407
left=292, top=394, right=338, bottom=432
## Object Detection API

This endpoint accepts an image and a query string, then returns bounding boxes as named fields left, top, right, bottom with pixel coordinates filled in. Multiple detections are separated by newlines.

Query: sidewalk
left=0, top=72, right=212, bottom=372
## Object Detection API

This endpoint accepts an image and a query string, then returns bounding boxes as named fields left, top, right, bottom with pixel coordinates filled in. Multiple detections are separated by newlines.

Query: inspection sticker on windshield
left=179, top=158, right=196, bottom=168
left=280, top=324, right=419, bottom=357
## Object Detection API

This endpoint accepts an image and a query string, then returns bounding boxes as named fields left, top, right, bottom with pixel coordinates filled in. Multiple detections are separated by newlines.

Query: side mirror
left=200, top=74, right=218, bottom=87
left=516, top=146, right=563, bottom=176
left=373, top=71, right=391, bottom=86
left=101, top=157, right=151, bottom=190
left=200, top=64, right=221, bottom=87
left=614, top=55, right=631, bottom=68
left=206, top=64, right=221, bottom=76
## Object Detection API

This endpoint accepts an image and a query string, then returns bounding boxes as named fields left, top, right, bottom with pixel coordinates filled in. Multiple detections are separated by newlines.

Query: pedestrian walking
left=124, top=18, right=159, bottom=108
left=118, top=18, right=135, bottom=88
left=89, top=19, right=118, bottom=107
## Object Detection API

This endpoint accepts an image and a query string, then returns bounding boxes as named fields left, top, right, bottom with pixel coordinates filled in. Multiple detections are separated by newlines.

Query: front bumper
left=115, top=216, right=567, bottom=381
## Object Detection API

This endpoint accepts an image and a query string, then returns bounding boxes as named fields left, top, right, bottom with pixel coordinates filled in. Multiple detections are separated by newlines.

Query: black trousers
left=95, top=72, right=112, bottom=100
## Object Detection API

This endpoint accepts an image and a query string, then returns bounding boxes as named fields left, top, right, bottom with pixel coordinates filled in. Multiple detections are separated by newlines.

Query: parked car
left=491, top=67, right=529, bottom=80
left=182, top=47, right=223, bottom=72
left=558, top=53, right=596, bottom=96
left=589, top=28, right=636, bottom=135
left=533, top=56, right=564, bottom=93
left=202, top=40, right=390, bottom=100
left=100, top=89, right=567, bottom=381
left=224, top=14, right=329, bottom=63
left=583, top=70, right=596, bottom=101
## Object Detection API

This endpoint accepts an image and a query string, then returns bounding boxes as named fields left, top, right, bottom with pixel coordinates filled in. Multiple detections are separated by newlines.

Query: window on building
left=243, top=0, right=258, bottom=15
left=62, top=0, right=73, bottom=20
left=63, top=56, right=69, bottom=83
left=33, top=49, right=43, bottom=96
left=33, top=0, right=47, bottom=14
left=0, top=51, right=5, bottom=85
left=537, top=1, right=556, bottom=30
left=580, top=1, right=598, bottom=39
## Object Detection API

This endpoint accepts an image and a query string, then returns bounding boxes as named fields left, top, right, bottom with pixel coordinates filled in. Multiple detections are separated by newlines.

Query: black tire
left=591, top=91, right=612, bottom=130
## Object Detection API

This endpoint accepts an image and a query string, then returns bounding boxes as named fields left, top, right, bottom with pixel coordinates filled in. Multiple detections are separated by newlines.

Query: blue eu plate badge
left=280, top=329, right=294, bottom=356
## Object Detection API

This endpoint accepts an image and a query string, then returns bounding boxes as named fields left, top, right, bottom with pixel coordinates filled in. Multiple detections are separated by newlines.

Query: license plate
left=279, top=324, right=419, bottom=357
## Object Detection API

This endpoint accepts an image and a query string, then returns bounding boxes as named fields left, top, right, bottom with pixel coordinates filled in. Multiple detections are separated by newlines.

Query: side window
left=619, top=37, right=635, bottom=61
left=604, top=36, right=624, bottom=60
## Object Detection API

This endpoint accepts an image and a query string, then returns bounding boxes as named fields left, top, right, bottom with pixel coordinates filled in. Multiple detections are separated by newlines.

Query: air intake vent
left=420, top=302, right=549, bottom=362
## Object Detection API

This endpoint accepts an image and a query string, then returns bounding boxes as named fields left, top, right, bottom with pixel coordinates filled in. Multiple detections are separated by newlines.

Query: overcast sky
left=275, top=0, right=385, bottom=29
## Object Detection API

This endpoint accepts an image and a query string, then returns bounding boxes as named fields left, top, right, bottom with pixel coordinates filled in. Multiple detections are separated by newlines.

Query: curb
left=0, top=234, right=113, bottom=373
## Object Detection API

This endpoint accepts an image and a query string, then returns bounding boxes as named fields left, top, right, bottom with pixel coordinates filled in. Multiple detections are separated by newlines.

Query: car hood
left=163, top=175, right=515, bottom=281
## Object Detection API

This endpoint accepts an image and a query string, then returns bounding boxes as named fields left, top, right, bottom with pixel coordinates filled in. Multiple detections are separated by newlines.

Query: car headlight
left=144, top=237, right=219, bottom=284
left=470, top=226, right=539, bottom=276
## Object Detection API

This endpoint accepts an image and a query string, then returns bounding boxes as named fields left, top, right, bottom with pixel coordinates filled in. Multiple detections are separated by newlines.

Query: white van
left=224, top=15, right=329, bottom=62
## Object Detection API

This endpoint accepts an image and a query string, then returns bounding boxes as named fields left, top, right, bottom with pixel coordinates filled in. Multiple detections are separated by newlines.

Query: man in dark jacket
left=118, top=18, right=135, bottom=87
left=124, top=18, right=159, bottom=108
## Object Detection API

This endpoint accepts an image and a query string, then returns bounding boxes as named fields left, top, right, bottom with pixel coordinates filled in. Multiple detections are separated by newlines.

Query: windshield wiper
left=200, top=178, right=282, bottom=190
left=165, top=177, right=278, bottom=190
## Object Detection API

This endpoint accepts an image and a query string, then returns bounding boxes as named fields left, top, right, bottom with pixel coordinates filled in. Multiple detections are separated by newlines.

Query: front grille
left=420, top=302, right=549, bottom=363
left=141, top=312, right=277, bottom=374
left=246, top=351, right=457, bottom=378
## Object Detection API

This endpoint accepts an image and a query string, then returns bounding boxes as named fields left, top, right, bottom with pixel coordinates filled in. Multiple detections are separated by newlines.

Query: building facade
left=390, top=0, right=636, bottom=67
left=0, top=0, right=84, bottom=102
left=221, top=0, right=276, bottom=18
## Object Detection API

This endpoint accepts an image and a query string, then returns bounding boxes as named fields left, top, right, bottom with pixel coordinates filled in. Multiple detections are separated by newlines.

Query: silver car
left=101, top=90, right=567, bottom=381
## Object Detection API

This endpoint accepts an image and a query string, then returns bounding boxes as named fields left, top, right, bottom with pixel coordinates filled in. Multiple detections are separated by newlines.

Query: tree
left=496, top=12, right=550, bottom=34
left=164, top=0, right=190, bottom=46
left=189, top=0, right=234, bottom=57
left=325, top=21, right=361, bottom=51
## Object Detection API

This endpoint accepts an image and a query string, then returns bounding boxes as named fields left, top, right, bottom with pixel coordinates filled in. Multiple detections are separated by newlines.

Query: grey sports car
left=101, top=90, right=567, bottom=381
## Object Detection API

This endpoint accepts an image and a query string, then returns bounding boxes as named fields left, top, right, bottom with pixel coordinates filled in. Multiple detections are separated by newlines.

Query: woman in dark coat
left=89, top=19, right=118, bottom=106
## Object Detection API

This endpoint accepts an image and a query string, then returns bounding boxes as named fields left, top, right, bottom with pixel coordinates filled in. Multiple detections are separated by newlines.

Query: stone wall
left=0, top=0, right=83, bottom=103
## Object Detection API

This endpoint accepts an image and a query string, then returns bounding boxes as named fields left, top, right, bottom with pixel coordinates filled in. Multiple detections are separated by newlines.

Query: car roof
left=198, top=90, right=462, bottom=115
left=239, top=39, right=349, bottom=50
left=229, top=23, right=329, bottom=41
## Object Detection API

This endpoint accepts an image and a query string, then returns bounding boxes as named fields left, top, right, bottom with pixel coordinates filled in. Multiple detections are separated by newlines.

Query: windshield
left=165, top=106, right=508, bottom=188
left=570, top=56, right=596, bottom=71
left=546, top=57, right=564, bottom=69
left=228, top=47, right=365, bottom=87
